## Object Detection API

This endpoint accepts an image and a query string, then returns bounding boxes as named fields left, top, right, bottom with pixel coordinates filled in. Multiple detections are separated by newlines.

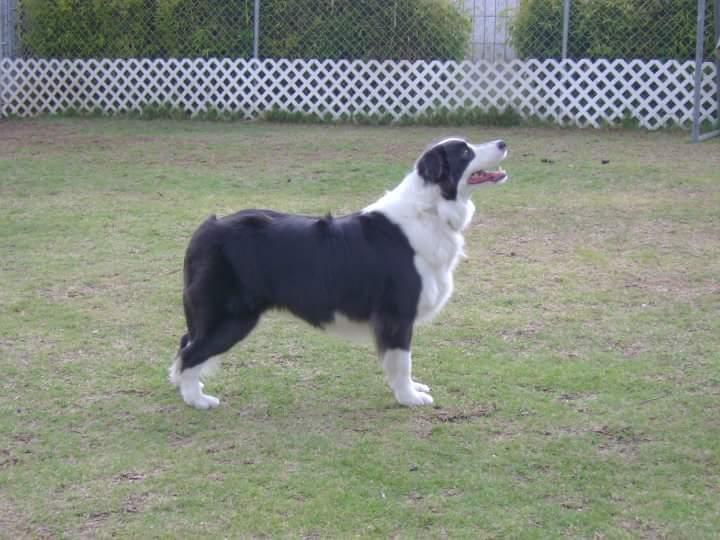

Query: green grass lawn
left=1, top=118, right=719, bottom=538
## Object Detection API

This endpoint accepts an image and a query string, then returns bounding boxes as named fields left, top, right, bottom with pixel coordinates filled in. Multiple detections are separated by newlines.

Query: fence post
left=253, top=0, right=260, bottom=59
left=562, top=0, right=571, bottom=59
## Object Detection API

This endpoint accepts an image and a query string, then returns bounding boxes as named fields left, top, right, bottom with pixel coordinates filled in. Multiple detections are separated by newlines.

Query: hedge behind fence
left=19, top=0, right=471, bottom=60
left=510, top=0, right=715, bottom=60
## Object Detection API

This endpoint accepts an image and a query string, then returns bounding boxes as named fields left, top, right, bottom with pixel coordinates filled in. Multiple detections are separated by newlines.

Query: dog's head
left=415, top=137, right=508, bottom=200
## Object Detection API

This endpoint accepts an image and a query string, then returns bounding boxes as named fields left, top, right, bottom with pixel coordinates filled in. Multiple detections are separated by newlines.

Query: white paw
left=395, top=388, right=434, bottom=407
left=412, top=381, right=430, bottom=393
left=183, top=392, right=220, bottom=410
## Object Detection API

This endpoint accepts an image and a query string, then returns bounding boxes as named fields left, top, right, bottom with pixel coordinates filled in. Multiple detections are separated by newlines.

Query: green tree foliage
left=19, top=0, right=470, bottom=60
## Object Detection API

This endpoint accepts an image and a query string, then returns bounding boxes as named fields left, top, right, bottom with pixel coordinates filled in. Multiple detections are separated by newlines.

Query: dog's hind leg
left=169, top=294, right=198, bottom=388
left=175, top=315, right=260, bottom=409
left=169, top=334, right=190, bottom=388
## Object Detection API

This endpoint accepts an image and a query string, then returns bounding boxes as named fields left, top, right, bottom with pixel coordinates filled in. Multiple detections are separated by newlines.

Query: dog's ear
left=417, top=146, right=446, bottom=185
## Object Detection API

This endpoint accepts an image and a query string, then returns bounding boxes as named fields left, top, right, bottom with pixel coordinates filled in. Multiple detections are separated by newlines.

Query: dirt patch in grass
left=536, top=422, right=648, bottom=462
left=113, top=471, right=147, bottom=483
left=592, top=425, right=649, bottom=461
left=0, top=447, right=22, bottom=469
left=429, top=403, right=496, bottom=423
left=0, top=120, right=161, bottom=159
left=619, top=517, right=668, bottom=539
left=75, top=490, right=159, bottom=537
left=122, top=492, right=150, bottom=514
left=556, top=392, right=598, bottom=413
left=412, top=403, right=496, bottom=439
left=77, top=511, right=113, bottom=539
left=0, top=121, right=80, bottom=155
left=0, top=497, right=52, bottom=539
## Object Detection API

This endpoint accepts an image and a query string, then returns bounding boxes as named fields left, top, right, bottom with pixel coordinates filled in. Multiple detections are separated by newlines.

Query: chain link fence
left=0, top=0, right=715, bottom=61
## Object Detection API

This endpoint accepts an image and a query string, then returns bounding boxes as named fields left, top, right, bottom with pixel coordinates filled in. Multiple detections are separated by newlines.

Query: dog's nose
left=497, top=140, right=507, bottom=151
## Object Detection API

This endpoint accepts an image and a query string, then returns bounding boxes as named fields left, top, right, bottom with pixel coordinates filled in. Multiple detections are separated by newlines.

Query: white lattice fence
left=1, top=58, right=717, bottom=128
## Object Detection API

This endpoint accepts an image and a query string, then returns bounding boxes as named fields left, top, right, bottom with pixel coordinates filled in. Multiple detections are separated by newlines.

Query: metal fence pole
left=253, top=0, right=260, bottom=59
left=0, top=0, right=14, bottom=114
left=562, top=0, right=571, bottom=59
left=1, top=0, right=13, bottom=58
left=692, top=0, right=707, bottom=142
left=714, top=0, right=719, bottom=134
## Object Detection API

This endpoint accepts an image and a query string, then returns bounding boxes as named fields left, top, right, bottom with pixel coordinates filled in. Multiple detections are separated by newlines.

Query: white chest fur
left=364, top=173, right=476, bottom=324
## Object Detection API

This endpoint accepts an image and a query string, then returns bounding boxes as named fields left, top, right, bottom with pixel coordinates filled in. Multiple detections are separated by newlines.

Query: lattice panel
left=1, top=58, right=717, bottom=129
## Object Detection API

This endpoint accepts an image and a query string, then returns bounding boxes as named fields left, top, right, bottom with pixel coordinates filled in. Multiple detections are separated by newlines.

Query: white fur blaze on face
left=382, top=349, right=433, bottom=406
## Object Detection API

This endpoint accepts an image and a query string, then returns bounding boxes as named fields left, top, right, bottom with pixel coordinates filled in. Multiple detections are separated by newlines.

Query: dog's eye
left=463, top=148, right=471, bottom=158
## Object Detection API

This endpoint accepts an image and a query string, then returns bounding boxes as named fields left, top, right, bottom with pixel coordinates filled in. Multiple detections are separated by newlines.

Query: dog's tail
left=173, top=215, right=221, bottom=379
left=183, top=215, right=219, bottom=287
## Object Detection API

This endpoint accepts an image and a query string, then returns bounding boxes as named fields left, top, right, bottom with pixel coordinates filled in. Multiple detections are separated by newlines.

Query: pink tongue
left=469, top=171, right=505, bottom=184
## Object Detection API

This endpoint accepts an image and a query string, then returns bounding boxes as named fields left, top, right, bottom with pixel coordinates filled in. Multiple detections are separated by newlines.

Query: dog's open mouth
left=467, top=168, right=507, bottom=185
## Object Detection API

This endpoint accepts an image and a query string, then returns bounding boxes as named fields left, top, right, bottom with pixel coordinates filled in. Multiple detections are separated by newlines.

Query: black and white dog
left=170, top=137, right=508, bottom=409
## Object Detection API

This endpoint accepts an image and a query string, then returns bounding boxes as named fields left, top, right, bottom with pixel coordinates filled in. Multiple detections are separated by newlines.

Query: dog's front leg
left=382, top=349, right=433, bottom=406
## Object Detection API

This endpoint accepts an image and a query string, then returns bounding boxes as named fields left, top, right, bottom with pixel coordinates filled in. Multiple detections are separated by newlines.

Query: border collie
left=169, top=137, right=508, bottom=409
